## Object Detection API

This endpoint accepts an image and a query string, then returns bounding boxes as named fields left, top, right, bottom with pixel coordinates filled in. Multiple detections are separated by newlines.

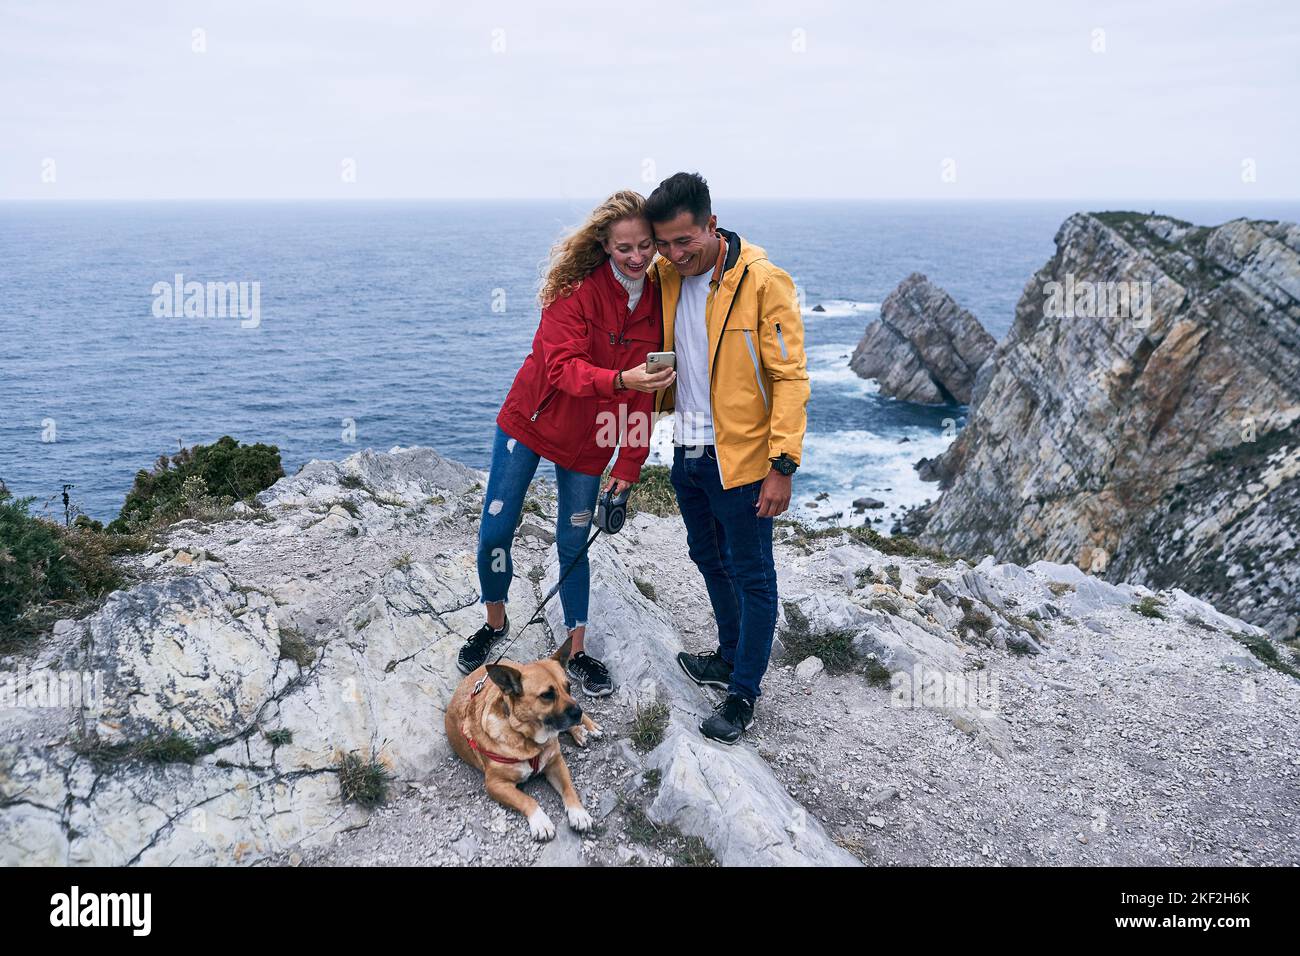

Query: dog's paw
left=586, top=719, right=604, bottom=739
left=528, top=808, right=556, bottom=842
left=567, top=804, right=593, bottom=833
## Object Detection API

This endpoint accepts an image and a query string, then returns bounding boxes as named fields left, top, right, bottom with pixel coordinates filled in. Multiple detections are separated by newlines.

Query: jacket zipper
left=530, top=387, right=559, bottom=421
left=708, top=265, right=752, bottom=382
left=706, top=263, right=752, bottom=489
left=742, top=329, right=769, bottom=409
left=774, top=322, right=789, bottom=360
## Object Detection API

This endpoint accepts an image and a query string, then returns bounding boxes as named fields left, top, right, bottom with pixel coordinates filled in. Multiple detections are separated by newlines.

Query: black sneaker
left=567, top=651, right=613, bottom=697
left=677, top=649, right=733, bottom=690
left=700, top=693, right=755, bottom=745
left=457, top=616, right=509, bottom=675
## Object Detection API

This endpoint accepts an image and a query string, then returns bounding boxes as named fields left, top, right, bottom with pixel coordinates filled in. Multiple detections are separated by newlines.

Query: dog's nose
left=565, top=704, right=583, bottom=723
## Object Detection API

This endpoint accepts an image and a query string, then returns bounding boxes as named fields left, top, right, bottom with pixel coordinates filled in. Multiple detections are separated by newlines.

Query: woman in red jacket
left=457, top=190, right=675, bottom=696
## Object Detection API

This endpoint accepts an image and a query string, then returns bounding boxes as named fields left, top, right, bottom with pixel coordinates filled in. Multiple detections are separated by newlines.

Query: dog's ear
left=486, top=663, right=525, bottom=697
left=551, top=635, right=574, bottom=669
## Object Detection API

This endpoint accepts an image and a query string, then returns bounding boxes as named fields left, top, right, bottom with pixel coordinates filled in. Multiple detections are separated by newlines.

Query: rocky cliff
left=3, top=447, right=1297, bottom=866
left=850, top=273, right=996, bottom=404
left=919, top=213, right=1300, bottom=639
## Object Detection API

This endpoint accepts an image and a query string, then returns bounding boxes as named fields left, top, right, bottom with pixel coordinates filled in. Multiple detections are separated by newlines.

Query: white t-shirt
left=674, top=269, right=715, bottom=445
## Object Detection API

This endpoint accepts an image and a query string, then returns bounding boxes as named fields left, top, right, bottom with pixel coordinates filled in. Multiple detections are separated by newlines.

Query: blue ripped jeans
left=477, top=425, right=602, bottom=630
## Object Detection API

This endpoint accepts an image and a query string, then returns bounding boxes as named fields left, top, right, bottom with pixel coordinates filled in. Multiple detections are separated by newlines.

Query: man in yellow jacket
left=645, top=172, right=810, bottom=743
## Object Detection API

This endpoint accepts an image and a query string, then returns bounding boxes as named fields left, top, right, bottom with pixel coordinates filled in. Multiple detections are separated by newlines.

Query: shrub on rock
left=108, top=436, right=284, bottom=533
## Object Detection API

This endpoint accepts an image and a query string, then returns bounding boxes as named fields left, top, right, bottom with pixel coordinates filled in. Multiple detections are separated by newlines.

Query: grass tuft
left=779, top=601, right=860, bottom=675
left=278, top=626, right=316, bottom=668
left=630, top=699, right=670, bottom=752
left=1132, top=595, right=1166, bottom=620
left=337, top=749, right=393, bottom=809
left=621, top=465, right=679, bottom=517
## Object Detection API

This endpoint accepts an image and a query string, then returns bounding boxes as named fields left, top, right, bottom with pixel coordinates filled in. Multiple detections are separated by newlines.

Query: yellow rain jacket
left=653, top=228, right=810, bottom=489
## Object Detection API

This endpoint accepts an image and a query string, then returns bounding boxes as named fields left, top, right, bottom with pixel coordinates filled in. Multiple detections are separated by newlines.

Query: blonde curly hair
left=538, top=190, right=649, bottom=307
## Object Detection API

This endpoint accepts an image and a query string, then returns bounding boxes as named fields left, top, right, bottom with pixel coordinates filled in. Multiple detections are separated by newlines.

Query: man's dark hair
left=644, top=172, right=712, bottom=226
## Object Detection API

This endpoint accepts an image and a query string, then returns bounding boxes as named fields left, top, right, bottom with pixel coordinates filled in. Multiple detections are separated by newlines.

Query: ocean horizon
left=5, top=197, right=1299, bottom=526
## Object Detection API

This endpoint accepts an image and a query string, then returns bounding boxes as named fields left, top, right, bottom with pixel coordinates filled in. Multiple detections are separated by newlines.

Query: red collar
left=463, top=728, right=542, bottom=773
left=463, top=680, right=542, bottom=773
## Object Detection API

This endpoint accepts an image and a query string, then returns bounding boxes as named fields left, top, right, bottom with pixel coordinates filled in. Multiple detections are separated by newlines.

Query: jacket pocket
left=774, top=321, right=789, bottom=360
left=530, top=386, right=559, bottom=422
left=741, top=329, right=769, bottom=410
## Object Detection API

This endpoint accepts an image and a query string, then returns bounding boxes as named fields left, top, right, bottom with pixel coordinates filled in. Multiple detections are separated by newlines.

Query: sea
left=4, top=199, right=1297, bottom=527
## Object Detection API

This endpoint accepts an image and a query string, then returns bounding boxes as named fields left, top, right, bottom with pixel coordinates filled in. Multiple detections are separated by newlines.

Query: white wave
left=805, top=342, right=876, bottom=395
left=791, top=426, right=954, bottom=530
left=802, top=299, right=879, bottom=319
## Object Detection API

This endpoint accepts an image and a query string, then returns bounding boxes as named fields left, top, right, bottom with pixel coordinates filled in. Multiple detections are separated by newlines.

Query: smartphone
left=646, top=351, right=676, bottom=375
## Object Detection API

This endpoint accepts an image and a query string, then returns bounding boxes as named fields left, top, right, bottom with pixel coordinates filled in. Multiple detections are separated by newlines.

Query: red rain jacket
left=497, top=262, right=662, bottom=483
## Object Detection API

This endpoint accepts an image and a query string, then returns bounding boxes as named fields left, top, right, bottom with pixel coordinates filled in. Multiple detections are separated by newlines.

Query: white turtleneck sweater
left=610, top=259, right=645, bottom=312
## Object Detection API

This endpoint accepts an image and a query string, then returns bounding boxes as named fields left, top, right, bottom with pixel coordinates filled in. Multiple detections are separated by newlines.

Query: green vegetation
left=264, top=729, right=293, bottom=747
left=0, top=489, right=122, bottom=653
left=1233, top=632, right=1300, bottom=680
left=863, top=658, right=894, bottom=688
left=623, top=465, right=679, bottom=517
left=915, top=575, right=941, bottom=595
left=278, top=627, right=316, bottom=668
left=337, top=749, right=393, bottom=809
left=618, top=792, right=718, bottom=867
left=630, top=699, right=670, bottom=752
left=778, top=519, right=952, bottom=563
left=1005, top=613, right=1046, bottom=643
left=331, top=499, right=361, bottom=519
left=1132, top=595, right=1166, bottom=620
left=108, top=436, right=283, bottom=534
left=1089, top=211, right=1234, bottom=289
left=1092, top=210, right=1194, bottom=231
left=958, top=597, right=995, bottom=638
left=779, top=601, right=859, bottom=675
left=73, top=731, right=210, bottom=769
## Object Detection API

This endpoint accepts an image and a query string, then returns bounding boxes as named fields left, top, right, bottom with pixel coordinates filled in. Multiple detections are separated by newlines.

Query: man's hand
left=756, top=469, right=791, bottom=518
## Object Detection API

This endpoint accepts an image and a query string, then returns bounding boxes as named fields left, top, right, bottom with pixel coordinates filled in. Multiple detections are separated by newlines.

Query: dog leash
left=470, top=485, right=630, bottom=694
left=477, top=525, right=604, bottom=681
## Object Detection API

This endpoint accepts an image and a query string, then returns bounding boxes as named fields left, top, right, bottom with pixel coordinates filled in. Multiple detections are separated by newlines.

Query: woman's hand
left=601, top=477, right=635, bottom=496
left=619, top=364, right=676, bottom=393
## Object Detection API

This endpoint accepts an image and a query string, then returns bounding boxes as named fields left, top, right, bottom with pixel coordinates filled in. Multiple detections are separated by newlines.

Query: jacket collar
left=594, top=256, right=655, bottom=325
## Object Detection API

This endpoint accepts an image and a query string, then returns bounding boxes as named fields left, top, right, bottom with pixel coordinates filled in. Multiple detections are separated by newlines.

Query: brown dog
left=445, top=637, right=602, bottom=841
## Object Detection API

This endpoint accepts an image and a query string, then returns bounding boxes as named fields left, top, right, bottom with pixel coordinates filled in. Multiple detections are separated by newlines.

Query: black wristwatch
left=770, top=454, right=797, bottom=476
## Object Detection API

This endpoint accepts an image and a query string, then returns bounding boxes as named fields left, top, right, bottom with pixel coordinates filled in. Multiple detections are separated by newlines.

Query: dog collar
left=461, top=718, right=542, bottom=774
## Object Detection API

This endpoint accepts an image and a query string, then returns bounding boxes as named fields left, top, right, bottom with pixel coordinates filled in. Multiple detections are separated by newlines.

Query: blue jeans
left=670, top=444, right=778, bottom=702
left=477, top=425, right=602, bottom=630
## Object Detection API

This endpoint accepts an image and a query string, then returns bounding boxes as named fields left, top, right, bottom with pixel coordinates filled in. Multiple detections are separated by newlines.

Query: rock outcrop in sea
left=849, top=273, right=996, bottom=404
left=917, top=213, right=1300, bottom=639
left=3, top=446, right=1297, bottom=866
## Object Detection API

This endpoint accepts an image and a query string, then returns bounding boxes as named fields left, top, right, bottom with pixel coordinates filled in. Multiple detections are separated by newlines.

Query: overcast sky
left=2, top=0, right=1296, bottom=200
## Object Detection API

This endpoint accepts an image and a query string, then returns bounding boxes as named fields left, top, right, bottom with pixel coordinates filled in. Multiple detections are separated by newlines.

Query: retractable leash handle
left=594, top=485, right=631, bottom=534
left=479, top=485, right=632, bottom=678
